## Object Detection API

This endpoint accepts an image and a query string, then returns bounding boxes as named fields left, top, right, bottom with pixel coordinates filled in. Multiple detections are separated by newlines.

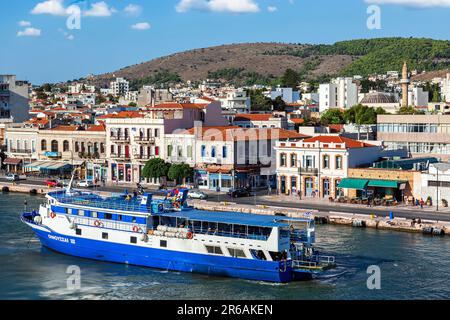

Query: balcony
left=110, top=153, right=131, bottom=161
left=133, top=136, right=156, bottom=144
left=110, top=135, right=130, bottom=144
left=133, top=153, right=155, bottom=161
left=299, top=167, right=319, bottom=176
left=10, top=149, right=33, bottom=155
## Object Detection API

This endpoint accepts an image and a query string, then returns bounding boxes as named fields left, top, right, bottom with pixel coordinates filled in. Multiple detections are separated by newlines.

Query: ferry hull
left=30, top=226, right=305, bottom=283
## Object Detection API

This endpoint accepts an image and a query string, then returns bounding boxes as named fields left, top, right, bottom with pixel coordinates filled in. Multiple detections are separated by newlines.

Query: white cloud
left=131, top=22, right=151, bottom=30
left=84, top=1, right=117, bottom=17
left=365, top=0, right=450, bottom=8
left=31, top=0, right=67, bottom=16
left=176, top=0, right=260, bottom=13
left=18, top=20, right=32, bottom=27
left=267, top=6, right=277, bottom=12
left=32, top=0, right=116, bottom=17
left=124, top=4, right=142, bottom=16
left=17, top=27, right=42, bottom=37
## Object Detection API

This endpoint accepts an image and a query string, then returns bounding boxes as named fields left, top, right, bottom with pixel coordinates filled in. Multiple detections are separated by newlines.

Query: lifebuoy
left=133, top=225, right=141, bottom=233
left=50, top=212, right=56, bottom=219
left=186, top=231, right=194, bottom=240
left=94, top=220, right=101, bottom=227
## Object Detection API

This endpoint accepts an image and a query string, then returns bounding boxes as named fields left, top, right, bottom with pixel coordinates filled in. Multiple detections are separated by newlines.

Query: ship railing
left=71, top=216, right=147, bottom=233
left=190, top=227, right=269, bottom=241
left=53, top=195, right=147, bottom=213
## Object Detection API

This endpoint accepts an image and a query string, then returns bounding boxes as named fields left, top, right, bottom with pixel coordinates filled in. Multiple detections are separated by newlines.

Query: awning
left=3, top=158, right=23, bottom=165
left=367, top=180, right=402, bottom=188
left=24, top=161, right=72, bottom=172
left=338, top=178, right=368, bottom=190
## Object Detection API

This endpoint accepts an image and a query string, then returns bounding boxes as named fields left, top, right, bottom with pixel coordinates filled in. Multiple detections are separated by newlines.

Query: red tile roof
left=234, top=114, right=273, bottom=121
left=302, top=136, right=375, bottom=148
left=148, top=103, right=209, bottom=110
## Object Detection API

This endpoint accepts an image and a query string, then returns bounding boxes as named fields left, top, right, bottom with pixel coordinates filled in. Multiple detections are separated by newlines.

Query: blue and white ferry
left=21, top=183, right=335, bottom=283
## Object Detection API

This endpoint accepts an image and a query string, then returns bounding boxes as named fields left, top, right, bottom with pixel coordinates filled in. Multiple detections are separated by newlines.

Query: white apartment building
left=407, top=87, right=429, bottom=107
left=270, top=87, right=300, bottom=104
left=419, top=163, right=450, bottom=206
left=219, top=90, right=251, bottom=113
left=319, top=77, right=358, bottom=113
left=68, top=83, right=95, bottom=94
left=0, top=75, right=30, bottom=123
left=110, top=78, right=130, bottom=97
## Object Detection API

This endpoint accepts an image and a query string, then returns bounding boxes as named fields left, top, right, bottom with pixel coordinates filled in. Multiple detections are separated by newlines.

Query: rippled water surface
left=1, top=193, right=449, bottom=300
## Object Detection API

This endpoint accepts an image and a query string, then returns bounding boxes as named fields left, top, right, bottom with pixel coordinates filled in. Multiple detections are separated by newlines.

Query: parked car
left=227, top=188, right=251, bottom=198
left=45, top=179, right=62, bottom=188
left=6, top=173, right=20, bottom=182
left=188, top=190, right=208, bottom=200
left=77, top=180, right=95, bottom=188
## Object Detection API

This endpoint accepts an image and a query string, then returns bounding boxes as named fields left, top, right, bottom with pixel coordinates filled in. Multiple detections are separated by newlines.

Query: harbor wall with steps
left=191, top=200, right=450, bottom=237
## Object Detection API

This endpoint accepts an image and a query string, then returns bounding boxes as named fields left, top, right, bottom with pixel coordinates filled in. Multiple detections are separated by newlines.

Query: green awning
left=367, top=180, right=401, bottom=188
left=338, top=178, right=368, bottom=190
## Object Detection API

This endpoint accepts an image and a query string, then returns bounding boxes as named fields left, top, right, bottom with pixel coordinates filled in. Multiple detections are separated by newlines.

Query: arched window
left=100, top=143, right=105, bottom=154
left=280, top=153, right=287, bottom=167
left=41, top=140, right=47, bottom=151
left=211, top=146, right=216, bottom=158
left=63, top=140, right=70, bottom=152
left=51, top=140, right=58, bottom=153
left=290, top=153, right=297, bottom=167
left=323, top=155, right=330, bottom=169
left=75, top=141, right=79, bottom=153
left=335, top=155, right=343, bottom=170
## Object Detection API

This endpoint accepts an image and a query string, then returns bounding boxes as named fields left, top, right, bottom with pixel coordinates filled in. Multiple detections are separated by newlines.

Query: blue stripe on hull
left=32, top=228, right=297, bottom=283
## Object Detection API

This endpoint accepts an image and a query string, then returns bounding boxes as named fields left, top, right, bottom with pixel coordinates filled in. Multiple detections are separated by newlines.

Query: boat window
left=160, top=240, right=167, bottom=248
left=250, top=249, right=266, bottom=261
left=269, top=251, right=288, bottom=262
left=91, top=212, right=98, bottom=218
left=228, top=248, right=246, bottom=258
left=279, top=228, right=289, bottom=238
left=79, top=210, right=85, bottom=217
left=130, top=236, right=137, bottom=244
left=118, top=215, right=123, bottom=221
left=205, top=245, right=223, bottom=255
left=132, top=217, right=137, bottom=223
left=105, top=213, right=112, bottom=220
left=76, top=228, right=82, bottom=236
left=102, top=232, right=108, bottom=240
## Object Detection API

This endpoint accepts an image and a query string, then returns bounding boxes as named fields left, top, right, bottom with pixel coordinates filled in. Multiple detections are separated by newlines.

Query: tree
left=343, top=104, right=385, bottom=125
left=272, top=96, right=286, bottom=111
left=168, top=164, right=193, bottom=185
left=397, top=106, right=425, bottom=115
left=320, top=109, right=345, bottom=125
left=128, top=102, right=137, bottom=107
left=281, top=68, right=300, bottom=89
left=142, top=158, right=170, bottom=181
left=247, top=89, right=272, bottom=112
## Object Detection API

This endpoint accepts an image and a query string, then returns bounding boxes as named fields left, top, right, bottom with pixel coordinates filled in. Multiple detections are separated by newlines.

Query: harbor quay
left=4, top=181, right=448, bottom=237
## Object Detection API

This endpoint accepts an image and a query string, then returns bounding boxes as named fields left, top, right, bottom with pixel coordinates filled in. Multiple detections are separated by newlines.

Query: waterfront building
left=192, top=126, right=306, bottom=191
left=377, top=114, right=450, bottom=161
left=319, top=77, right=358, bottom=112
left=4, top=124, right=39, bottom=172
left=275, top=135, right=406, bottom=198
left=104, top=102, right=228, bottom=186
left=420, top=162, right=450, bottom=206
left=0, top=75, right=30, bottom=123
left=35, top=124, right=107, bottom=180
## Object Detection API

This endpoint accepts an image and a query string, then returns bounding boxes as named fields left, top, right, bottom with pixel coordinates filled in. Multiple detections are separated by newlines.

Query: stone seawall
left=191, top=200, right=450, bottom=237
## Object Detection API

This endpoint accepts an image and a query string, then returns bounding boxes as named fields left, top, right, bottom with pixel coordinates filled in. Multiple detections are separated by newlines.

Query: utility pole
left=436, top=167, right=439, bottom=212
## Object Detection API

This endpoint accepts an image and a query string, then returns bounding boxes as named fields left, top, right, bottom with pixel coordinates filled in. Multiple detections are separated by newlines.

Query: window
left=91, top=212, right=98, bottom=218
left=41, top=140, right=47, bottom=151
left=228, top=248, right=246, bottom=258
left=290, top=154, right=297, bottom=167
left=167, top=145, right=173, bottom=157
left=102, top=233, right=108, bottom=240
left=211, top=146, right=216, bottom=158
left=76, top=228, right=82, bottom=236
left=130, top=236, right=137, bottom=244
left=160, top=240, right=167, bottom=247
left=187, top=145, right=193, bottom=158
left=75, top=142, right=80, bottom=153
left=78, top=210, right=85, bottom=217
left=63, top=140, right=69, bottom=152
left=201, top=145, right=206, bottom=157
left=280, top=153, right=287, bottom=167
left=222, top=146, right=227, bottom=158
left=105, top=213, right=112, bottom=220
left=336, top=156, right=343, bottom=169
left=154, top=129, right=159, bottom=137
left=177, top=146, right=183, bottom=157
left=51, top=140, right=58, bottom=153
left=205, top=245, right=223, bottom=255
left=323, top=155, right=330, bottom=169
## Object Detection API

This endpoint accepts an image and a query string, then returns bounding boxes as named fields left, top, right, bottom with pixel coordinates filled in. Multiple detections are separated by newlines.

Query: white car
left=77, top=180, right=95, bottom=188
left=188, top=190, right=208, bottom=200
left=6, top=173, right=20, bottom=182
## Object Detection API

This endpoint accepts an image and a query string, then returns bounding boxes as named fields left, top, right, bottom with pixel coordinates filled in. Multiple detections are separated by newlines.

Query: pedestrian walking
left=420, top=198, right=424, bottom=209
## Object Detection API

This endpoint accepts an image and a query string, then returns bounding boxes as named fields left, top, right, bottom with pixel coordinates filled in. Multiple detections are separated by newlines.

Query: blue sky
left=1, top=0, right=449, bottom=84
